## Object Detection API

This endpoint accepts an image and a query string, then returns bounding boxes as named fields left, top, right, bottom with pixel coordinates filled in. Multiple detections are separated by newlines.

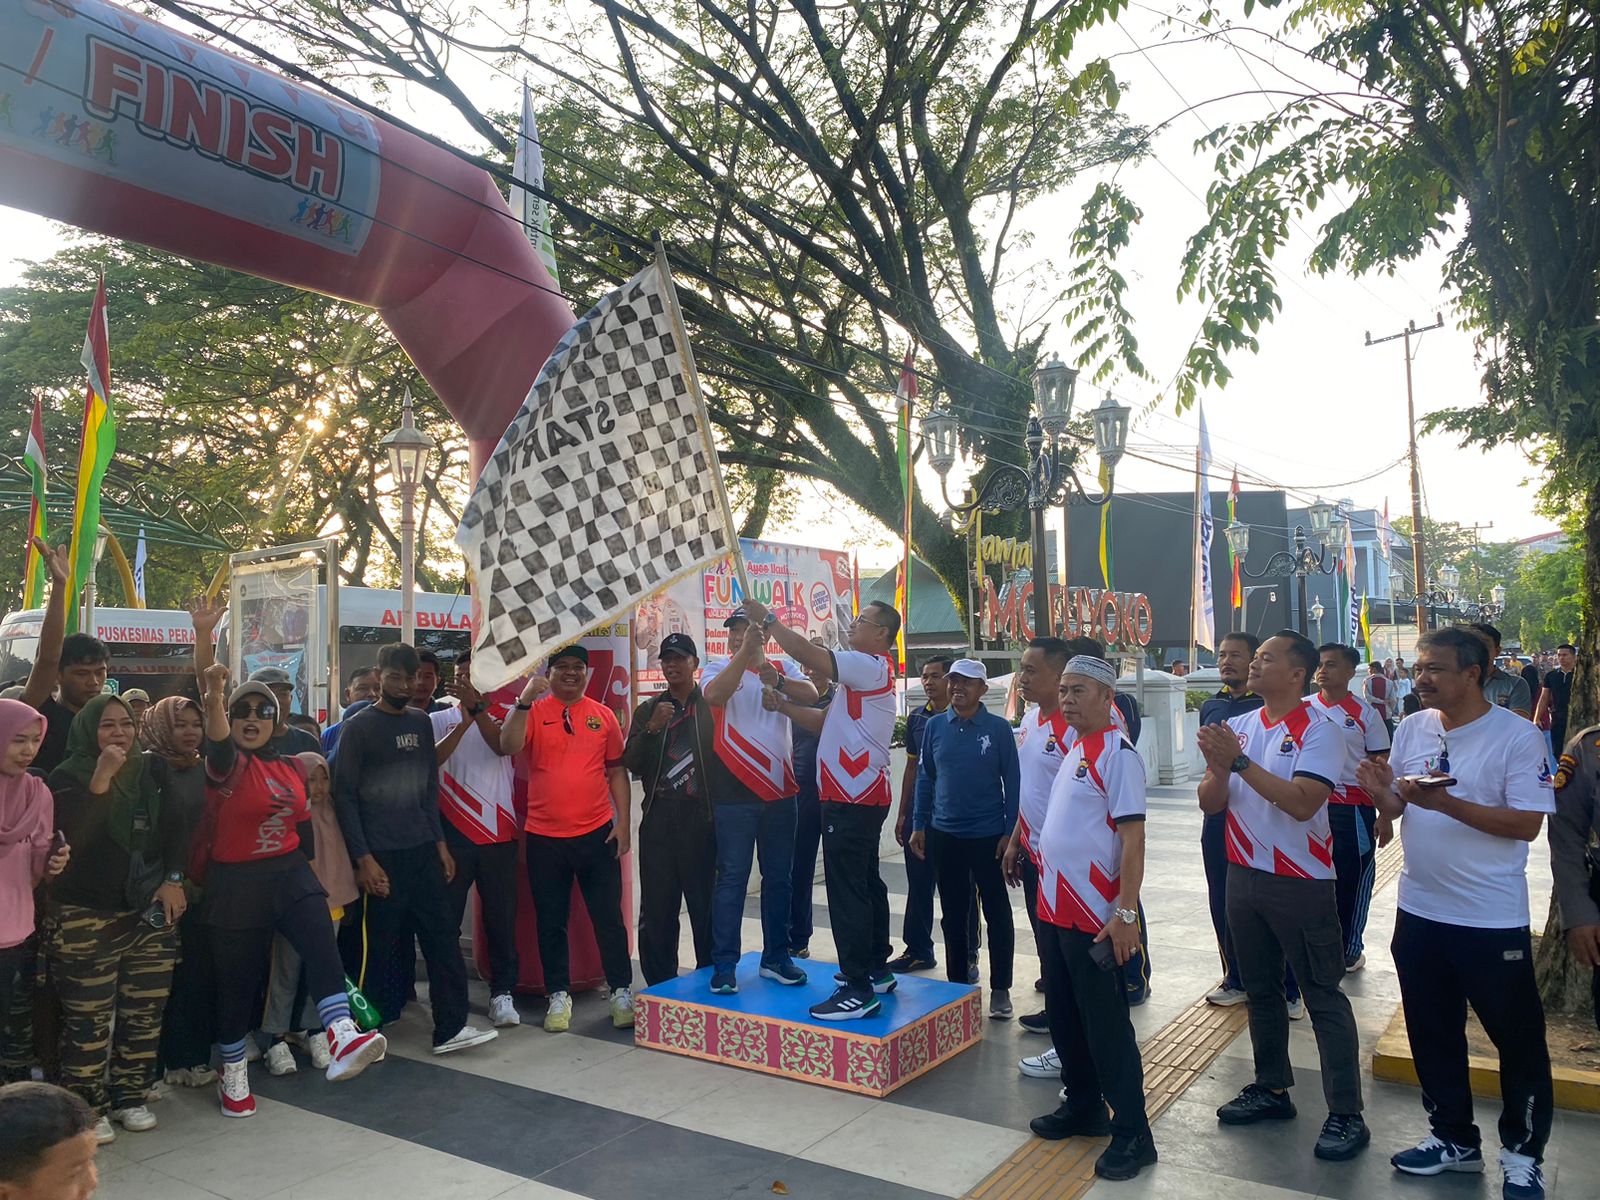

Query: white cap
left=1063, top=655, right=1117, bottom=689
left=947, top=658, right=987, bottom=682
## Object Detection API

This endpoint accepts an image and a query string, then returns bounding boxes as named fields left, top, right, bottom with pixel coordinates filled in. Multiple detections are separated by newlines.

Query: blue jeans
left=903, top=835, right=979, bottom=964
left=712, top=798, right=797, bottom=971
left=789, top=787, right=821, bottom=953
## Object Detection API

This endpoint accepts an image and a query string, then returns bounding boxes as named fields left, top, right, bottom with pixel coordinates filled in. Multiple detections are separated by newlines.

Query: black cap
left=659, top=633, right=698, bottom=659
left=549, top=645, right=588, bottom=666
left=722, top=611, right=750, bottom=628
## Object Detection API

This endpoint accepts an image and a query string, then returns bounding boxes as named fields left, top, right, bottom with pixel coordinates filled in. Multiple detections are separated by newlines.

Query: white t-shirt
left=430, top=704, right=517, bottom=844
left=1224, top=702, right=1343, bottom=879
left=1389, top=706, right=1556, bottom=928
left=817, top=650, right=896, bottom=807
left=700, top=656, right=801, bottom=801
left=1310, top=691, right=1392, bottom=804
left=1035, top=727, right=1146, bottom=933
left=1015, top=707, right=1071, bottom=860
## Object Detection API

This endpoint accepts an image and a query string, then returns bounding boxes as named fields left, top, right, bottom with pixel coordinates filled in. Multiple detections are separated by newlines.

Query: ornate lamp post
left=1310, top=598, right=1325, bottom=642
left=1224, top=498, right=1346, bottom=636
left=1460, top=582, right=1508, bottom=623
left=922, top=354, right=1130, bottom=639
left=378, top=387, right=436, bottom=645
left=1391, top=567, right=1456, bottom=630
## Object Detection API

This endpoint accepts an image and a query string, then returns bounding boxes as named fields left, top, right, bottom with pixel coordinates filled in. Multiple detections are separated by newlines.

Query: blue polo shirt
left=911, top=707, right=1021, bottom=838
left=1198, top=688, right=1263, bottom=727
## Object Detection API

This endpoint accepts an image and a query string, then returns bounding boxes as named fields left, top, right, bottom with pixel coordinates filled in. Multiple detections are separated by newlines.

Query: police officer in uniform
left=1551, top=724, right=1600, bottom=1030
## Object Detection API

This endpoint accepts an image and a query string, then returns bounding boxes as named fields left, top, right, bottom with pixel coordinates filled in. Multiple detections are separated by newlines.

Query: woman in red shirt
left=195, top=665, right=384, bottom=1118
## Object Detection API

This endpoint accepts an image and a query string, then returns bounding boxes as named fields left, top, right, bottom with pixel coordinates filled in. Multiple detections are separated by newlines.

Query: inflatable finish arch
left=0, top=0, right=574, bottom=473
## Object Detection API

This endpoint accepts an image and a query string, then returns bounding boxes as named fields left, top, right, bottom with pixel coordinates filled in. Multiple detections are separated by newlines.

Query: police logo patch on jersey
left=1075, top=759, right=1090, bottom=779
left=1278, top=734, right=1296, bottom=755
left=1537, top=758, right=1555, bottom=788
left=1555, top=753, right=1576, bottom=790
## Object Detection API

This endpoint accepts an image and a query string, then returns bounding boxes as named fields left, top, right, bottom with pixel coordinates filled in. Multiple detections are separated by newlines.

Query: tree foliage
left=153, top=0, right=1144, bottom=604
left=0, top=240, right=470, bottom=609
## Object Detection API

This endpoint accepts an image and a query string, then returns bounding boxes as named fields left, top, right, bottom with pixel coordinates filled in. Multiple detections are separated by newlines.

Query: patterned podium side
left=634, top=953, right=983, bottom=1097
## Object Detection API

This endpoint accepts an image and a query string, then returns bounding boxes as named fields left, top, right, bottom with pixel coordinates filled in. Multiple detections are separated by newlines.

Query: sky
left=0, top=3, right=1555, bottom=582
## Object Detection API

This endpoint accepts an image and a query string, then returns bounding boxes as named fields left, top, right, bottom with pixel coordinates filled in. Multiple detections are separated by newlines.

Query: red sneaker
left=325, top=1018, right=387, bottom=1083
left=218, top=1061, right=255, bottom=1118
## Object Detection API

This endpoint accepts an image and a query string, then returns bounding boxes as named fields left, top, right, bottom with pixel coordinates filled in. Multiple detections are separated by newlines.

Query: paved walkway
left=93, top=787, right=1599, bottom=1199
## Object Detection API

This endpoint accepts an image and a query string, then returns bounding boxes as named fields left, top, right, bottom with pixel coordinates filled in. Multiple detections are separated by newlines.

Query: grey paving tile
left=534, top=1119, right=781, bottom=1198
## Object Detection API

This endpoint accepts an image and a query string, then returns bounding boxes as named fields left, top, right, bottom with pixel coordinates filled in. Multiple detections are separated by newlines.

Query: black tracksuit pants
left=1392, top=910, right=1552, bottom=1160
left=443, top=838, right=521, bottom=996
left=821, top=802, right=890, bottom=991
left=356, top=843, right=470, bottom=1044
left=526, top=823, right=633, bottom=995
left=929, top=828, right=1014, bottom=990
left=637, top=792, right=716, bottom=986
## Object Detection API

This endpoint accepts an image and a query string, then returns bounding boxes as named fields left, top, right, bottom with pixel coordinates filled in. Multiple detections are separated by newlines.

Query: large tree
left=0, top=240, right=471, bottom=608
left=152, top=0, right=1144, bottom=602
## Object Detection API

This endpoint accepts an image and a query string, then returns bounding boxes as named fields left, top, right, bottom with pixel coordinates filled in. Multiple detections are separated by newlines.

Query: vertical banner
left=133, top=526, right=148, bottom=605
left=1227, top=468, right=1242, bottom=612
left=1342, top=518, right=1360, bottom=644
left=67, top=279, right=114, bottom=633
left=1097, top=461, right=1113, bottom=589
left=894, top=347, right=916, bottom=672
left=510, top=81, right=560, bottom=289
left=1190, top=404, right=1216, bottom=654
left=22, top=394, right=48, bottom=609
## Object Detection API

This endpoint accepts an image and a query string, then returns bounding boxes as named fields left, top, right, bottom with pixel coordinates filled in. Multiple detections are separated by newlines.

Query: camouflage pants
left=48, top=905, right=177, bottom=1115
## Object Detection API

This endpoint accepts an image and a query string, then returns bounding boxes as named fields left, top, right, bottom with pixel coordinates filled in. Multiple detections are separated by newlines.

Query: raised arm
left=20, top=540, right=72, bottom=710
left=736, top=599, right=833, bottom=678
left=188, top=596, right=226, bottom=690
left=498, top=675, right=550, bottom=754
left=701, top=632, right=763, bottom=707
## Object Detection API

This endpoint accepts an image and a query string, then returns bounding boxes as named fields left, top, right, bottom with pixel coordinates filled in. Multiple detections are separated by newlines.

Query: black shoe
left=809, top=985, right=881, bottom=1022
left=1035, top=977, right=1045, bottom=993
left=967, top=960, right=980, bottom=985
left=1019, top=1011, right=1051, bottom=1035
left=1030, top=1101, right=1111, bottom=1140
left=886, top=952, right=936, bottom=973
left=1314, top=1113, right=1370, bottom=1161
left=1216, top=1083, right=1297, bottom=1125
left=1095, top=1132, right=1158, bottom=1181
left=833, top=970, right=898, bottom=994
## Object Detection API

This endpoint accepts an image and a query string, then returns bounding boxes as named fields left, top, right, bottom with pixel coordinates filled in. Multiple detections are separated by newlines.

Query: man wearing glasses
left=752, top=598, right=902, bottom=1020
left=1358, top=628, right=1555, bottom=1200
left=504, top=646, right=635, bottom=1033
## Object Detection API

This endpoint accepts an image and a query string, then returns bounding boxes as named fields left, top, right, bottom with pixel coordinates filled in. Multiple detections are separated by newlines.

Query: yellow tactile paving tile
left=965, top=839, right=1406, bottom=1198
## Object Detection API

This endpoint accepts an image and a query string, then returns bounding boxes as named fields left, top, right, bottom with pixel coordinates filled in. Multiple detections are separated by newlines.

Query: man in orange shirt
left=501, top=646, right=633, bottom=1033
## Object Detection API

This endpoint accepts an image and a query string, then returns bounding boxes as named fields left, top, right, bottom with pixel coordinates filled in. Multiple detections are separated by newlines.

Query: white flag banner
left=510, top=82, right=560, bottom=289
left=1191, top=404, right=1217, bottom=653
left=456, top=256, right=737, bottom=691
left=133, top=526, right=147, bottom=603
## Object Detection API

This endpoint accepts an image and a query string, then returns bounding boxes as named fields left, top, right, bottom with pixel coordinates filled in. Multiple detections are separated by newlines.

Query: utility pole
left=1366, top=314, right=1444, bottom=635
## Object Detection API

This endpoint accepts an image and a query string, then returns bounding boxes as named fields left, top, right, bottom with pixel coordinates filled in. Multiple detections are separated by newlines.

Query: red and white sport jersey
left=431, top=703, right=517, bottom=844
left=1035, top=727, right=1146, bottom=933
left=1015, top=707, right=1071, bottom=860
left=1309, top=691, right=1391, bottom=805
left=1223, top=702, right=1342, bottom=879
left=700, top=656, right=800, bottom=802
left=817, top=650, right=896, bottom=807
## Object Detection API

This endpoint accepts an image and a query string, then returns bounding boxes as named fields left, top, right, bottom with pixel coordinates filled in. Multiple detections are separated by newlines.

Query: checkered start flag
left=456, top=257, right=737, bottom=690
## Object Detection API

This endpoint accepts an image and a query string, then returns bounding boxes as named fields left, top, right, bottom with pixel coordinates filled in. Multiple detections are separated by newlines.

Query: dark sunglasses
left=561, top=707, right=574, bottom=736
left=229, top=701, right=278, bottom=721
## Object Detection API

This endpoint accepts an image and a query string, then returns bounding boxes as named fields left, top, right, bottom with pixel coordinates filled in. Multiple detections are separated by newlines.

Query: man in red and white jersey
left=1197, top=630, right=1369, bottom=1163
left=756, top=597, right=900, bottom=1021
left=1026, top=655, right=1155, bottom=1181
left=428, top=652, right=534, bottom=1029
left=1311, top=643, right=1391, bottom=972
left=700, top=612, right=817, bottom=993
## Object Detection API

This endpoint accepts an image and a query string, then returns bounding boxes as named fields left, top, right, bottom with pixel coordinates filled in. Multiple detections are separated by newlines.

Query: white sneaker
left=93, top=1116, right=116, bottom=1145
left=325, top=1018, right=387, bottom=1082
left=1287, top=997, right=1307, bottom=1021
left=111, top=1105, right=158, bottom=1132
left=610, top=987, right=635, bottom=1029
left=489, top=994, right=521, bottom=1028
left=218, top=1061, right=255, bottom=1118
left=544, top=990, right=572, bottom=1033
left=144, top=1079, right=170, bottom=1102
left=265, top=1041, right=298, bottom=1076
left=165, top=1066, right=218, bottom=1087
left=244, top=1036, right=262, bottom=1063
left=308, top=1032, right=332, bottom=1070
left=432, top=1024, right=499, bottom=1055
left=1019, top=1048, right=1061, bottom=1078
left=1205, top=984, right=1249, bottom=1007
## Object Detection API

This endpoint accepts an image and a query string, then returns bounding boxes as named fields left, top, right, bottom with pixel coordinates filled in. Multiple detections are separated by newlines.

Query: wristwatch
left=1114, top=907, right=1138, bottom=925
left=515, top=701, right=533, bottom=711
left=761, top=611, right=779, bottom=629
left=1230, top=754, right=1251, bottom=774
left=164, top=870, right=185, bottom=885
left=468, top=704, right=486, bottom=716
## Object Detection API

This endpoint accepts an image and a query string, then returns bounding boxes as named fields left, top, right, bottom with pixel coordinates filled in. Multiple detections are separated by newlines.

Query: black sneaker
left=759, top=961, right=807, bottom=986
left=967, top=960, right=980, bottom=984
left=1019, top=1011, right=1051, bottom=1035
left=886, top=951, right=936, bottom=973
left=710, top=969, right=738, bottom=995
left=1030, top=1101, right=1111, bottom=1140
left=1095, top=1131, right=1158, bottom=1180
left=1035, top=976, right=1045, bottom=993
left=832, top=971, right=898, bottom=994
left=1216, top=1083, right=1297, bottom=1125
left=1314, top=1113, right=1370, bottom=1161
left=809, top=985, right=881, bottom=1021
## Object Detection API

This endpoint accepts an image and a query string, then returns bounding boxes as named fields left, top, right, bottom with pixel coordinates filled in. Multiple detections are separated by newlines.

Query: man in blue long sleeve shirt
left=909, top=658, right=1021, bottom=1017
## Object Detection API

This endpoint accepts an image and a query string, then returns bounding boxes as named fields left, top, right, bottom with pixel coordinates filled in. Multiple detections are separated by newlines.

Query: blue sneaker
left=710, top=969, right=738, bottom=995
left=759, top=961, right=807, bottom=985
left=1391, top=1135, right=1484, bottom=1175
left=1499, top=1149, right=1544, bottom=1200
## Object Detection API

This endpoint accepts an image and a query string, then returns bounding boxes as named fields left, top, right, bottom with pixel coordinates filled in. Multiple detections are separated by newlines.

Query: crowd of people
left=2, top=533, right=1597, bottom=1199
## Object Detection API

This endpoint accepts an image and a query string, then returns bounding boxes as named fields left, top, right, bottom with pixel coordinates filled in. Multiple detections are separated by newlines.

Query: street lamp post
left=80, top=524, right=110, bottom=639
left=379, top=387, right=436, bottom=646
left=922, top=355, right=1130, bottom=640
left=1310, top=598, right=1325, bottom=642
left=1392, top=567, right=1457, bottom=630
left=1460, top=582, right=1508, bottom=624
left=1225, top=498, right=1346, bottom=636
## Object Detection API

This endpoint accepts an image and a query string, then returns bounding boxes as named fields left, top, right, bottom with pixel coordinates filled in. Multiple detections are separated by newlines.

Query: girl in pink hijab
left=0, top=699, right=70, bottom=1013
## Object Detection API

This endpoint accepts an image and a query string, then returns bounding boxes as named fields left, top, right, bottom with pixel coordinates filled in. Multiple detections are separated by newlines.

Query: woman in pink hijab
left=0, top=699, right=71, bottom=1014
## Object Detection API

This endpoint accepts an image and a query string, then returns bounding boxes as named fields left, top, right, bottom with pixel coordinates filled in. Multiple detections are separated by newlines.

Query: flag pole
left=653, top=235, right=750, bottom=599
left=1188, top=442, right=1201, bottom=673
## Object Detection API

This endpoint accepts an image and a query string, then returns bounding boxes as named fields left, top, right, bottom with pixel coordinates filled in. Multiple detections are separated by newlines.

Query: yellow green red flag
left=22, top=394, right=48, bottom=609
left=66, top=279, right=114, bottom=635
left=894, top=346, right=916, bottom=673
